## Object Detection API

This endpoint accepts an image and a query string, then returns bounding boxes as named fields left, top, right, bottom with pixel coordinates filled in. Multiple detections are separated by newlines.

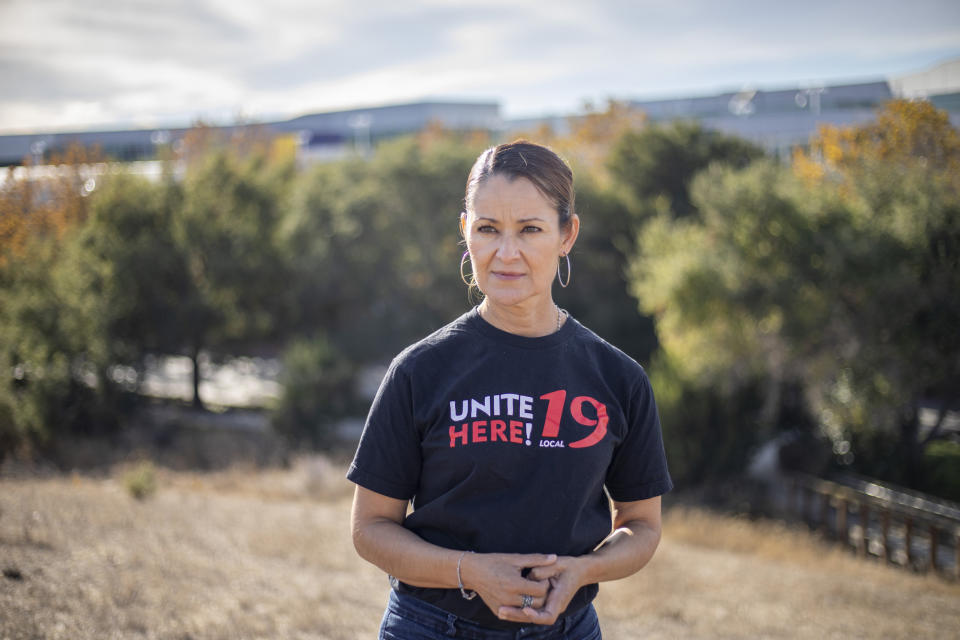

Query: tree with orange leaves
left=0, top=143, right=104, bottom=268
left=510, top=99, right=647, bottom=181
left=631, top=99, right=960, bottom=493
left=793, top=99, right=960, bottom=186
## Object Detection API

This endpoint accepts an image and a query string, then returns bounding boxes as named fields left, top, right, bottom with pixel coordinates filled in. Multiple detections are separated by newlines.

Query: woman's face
left=463, top=173, right=578, bottom=309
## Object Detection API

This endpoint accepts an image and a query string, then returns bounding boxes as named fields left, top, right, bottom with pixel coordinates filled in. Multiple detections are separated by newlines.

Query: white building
left=624, top=58, right=960, bottom=155
left=0, top=101, right=502, bottom=167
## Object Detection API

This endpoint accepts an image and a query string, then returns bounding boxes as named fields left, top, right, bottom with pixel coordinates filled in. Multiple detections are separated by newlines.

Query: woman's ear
left=562, top=213, right=581, bottom=255
left=459, top=212, right=467, bottom=238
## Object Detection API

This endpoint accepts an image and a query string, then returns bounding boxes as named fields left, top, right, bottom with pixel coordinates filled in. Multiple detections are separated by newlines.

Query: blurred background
left=1, top=1, right=959, bottom=638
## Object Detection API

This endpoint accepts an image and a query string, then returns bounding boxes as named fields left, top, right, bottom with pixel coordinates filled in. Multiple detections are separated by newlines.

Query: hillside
left=1, top=458, right=957, bottom=639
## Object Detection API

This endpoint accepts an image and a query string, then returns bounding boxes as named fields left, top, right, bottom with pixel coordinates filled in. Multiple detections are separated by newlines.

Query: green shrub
left=271, top=336, right=357, bottom=450
left=649, top=352, right=771, bottom=487
left=123, top=461, right=157, bottom=500
left=922, top=440, right=960, bottom=502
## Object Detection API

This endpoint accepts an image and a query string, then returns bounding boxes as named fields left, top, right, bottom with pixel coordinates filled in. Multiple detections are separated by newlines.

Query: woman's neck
left=478, top=298, right=563, bottom=337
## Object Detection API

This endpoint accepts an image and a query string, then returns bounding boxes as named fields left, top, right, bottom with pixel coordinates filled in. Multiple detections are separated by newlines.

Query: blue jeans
left=378, top=589, right=602, bottom=640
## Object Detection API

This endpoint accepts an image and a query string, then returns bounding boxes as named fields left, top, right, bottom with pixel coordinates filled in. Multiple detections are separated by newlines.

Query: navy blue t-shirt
left=347, top=307, right=672, bottom=630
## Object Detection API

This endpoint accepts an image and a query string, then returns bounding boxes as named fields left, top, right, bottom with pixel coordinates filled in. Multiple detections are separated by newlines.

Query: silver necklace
left=479, top=304, right=564, bottom=334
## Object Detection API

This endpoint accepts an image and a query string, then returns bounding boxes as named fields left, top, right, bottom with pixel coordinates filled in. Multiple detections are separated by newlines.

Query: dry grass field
left=1, top=456, right=958, bottom=640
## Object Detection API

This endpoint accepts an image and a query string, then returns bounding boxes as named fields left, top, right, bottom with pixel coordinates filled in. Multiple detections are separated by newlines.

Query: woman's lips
left=492, top=271, right=524, bottom=280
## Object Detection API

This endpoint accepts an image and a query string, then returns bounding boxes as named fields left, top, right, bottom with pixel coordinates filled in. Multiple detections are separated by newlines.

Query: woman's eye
left=522, top=225, right=542, bottom=233
left=477, top=225, right=497, bottom=233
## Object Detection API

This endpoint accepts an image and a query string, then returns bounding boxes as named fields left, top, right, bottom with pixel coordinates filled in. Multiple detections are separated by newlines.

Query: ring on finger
left=520, top=594, right=533, bottom=609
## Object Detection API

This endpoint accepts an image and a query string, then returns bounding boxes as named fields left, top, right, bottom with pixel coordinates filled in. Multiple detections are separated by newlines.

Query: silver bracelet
left=457, top=550, right=477, bottom=600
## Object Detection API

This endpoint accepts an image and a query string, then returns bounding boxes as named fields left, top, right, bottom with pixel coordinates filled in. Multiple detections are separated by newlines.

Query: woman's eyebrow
left=474, top=215, right=547, bottom=223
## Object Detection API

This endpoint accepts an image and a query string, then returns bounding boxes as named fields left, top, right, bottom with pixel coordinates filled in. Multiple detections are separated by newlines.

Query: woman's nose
left=496, top=234, right=520, bottom=260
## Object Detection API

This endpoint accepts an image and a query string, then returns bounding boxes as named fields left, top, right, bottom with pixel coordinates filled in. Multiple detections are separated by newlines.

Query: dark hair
left=464, top=140, right=575, bottom=228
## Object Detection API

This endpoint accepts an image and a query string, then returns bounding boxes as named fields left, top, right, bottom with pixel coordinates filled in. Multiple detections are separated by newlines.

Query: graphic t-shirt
left=347, top=307, right=673, bottom=630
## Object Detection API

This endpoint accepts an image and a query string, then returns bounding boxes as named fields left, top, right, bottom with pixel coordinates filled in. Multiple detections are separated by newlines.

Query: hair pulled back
left=464, top=140, right=575, bottom=228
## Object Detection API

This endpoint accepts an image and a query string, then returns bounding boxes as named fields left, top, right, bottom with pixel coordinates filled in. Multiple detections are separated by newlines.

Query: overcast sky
left=1, top=0, right=958, bottom=134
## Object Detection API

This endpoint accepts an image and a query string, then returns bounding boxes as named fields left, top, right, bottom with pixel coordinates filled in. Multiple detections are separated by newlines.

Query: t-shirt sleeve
left=604, top=371, right=673, bottom=502
left=346, top=359, right=422, bottom=500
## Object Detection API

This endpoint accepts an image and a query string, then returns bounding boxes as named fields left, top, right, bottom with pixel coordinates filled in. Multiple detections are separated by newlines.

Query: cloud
left=0, top=0, right=958, bottom=133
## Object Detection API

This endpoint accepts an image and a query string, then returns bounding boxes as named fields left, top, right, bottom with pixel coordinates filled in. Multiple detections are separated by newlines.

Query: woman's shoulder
left=567, top=320, right=656, bottom=408
left=390, top=308, right=480, bottom=371
left=569, top=318, right=650, bottom=378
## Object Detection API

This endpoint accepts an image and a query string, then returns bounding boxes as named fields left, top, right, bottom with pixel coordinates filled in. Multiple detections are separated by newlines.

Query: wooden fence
left=786, top=473, right=960, bottom=579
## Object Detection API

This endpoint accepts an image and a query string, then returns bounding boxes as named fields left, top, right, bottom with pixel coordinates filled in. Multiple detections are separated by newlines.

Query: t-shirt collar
left=466, top=306, right=576, bottom=349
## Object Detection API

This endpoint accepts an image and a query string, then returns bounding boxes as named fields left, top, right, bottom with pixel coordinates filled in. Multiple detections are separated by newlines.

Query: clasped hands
left=459, top=551, right=587, bottom=626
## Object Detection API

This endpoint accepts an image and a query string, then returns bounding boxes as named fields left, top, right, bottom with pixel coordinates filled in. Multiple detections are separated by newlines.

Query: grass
left=122, top=461, right=158, bottom=500
left=1, top=458, right=958, bottom=639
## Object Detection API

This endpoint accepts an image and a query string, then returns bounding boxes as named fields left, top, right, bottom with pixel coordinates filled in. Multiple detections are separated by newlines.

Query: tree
left=172, top=150, right=291, bottom=407
left=609, top=120, right=764, bottom=220
left=271, top=335, right=357, bottom=449
left=554, top=171, right=658, bottom=363
left=555, top=122, right=765, bottom=366
left=0, top=145, right=119, bottom=457
left=546, top=100, right=649, bottom=179
left=278, top=135, right=482, bottom=362
left=792, top=100, right=960, bottom=485
left=67, top=173, right=192, bottom=377
left=629, top=100, right=960, bottom=490
left=0, top=143, right=102, bottom=268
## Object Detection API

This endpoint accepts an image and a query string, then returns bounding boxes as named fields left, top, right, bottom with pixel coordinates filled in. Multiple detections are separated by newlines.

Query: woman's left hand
left=495, top=556, right=588, bottom=625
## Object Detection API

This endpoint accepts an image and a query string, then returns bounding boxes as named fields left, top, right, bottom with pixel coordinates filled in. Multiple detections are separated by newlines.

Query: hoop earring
left=557, top=253, right=571, bottom=288
left=460, top=251, right=473, bottom=286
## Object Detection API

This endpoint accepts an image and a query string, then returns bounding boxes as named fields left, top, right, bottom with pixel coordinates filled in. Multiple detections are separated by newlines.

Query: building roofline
left=628, top=79, right=891, bottom=106
left=0, top=99, right=501, bottom=140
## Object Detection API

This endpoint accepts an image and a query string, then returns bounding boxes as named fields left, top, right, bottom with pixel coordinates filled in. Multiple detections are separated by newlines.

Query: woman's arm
left=351, top=485, right=557, bottom=611
left=496, top=495, right=663, bottom=625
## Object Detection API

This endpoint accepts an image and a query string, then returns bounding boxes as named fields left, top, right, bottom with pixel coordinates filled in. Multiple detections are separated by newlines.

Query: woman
left=348, top=140, right=672, bottom=639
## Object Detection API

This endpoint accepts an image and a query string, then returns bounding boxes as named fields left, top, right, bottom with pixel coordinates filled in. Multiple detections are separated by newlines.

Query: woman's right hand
left=459, top=552, right=557, bottom=616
